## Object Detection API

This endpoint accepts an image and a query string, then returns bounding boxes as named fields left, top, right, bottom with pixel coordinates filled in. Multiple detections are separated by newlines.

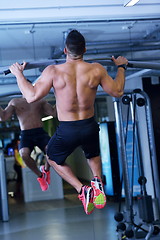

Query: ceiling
left=0, top=0, right=160, bottom=103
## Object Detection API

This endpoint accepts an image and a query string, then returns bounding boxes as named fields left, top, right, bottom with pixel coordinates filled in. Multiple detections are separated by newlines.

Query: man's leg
left=44, top=146, right=51, bottom=171
left=87, top=155, right=102, bottom=179
left=87, top=155, right=106, bottom=209
left=40, top=155, right=51, bottom=184
left=39, top=145, right=51, bottom=184
left=19, top=147, right=48, bottom=191
left=37, top=139, right=51, bottom=172
left=19, top=147, right=42, bottom=177
left=47, top=158, right=94, bottom=215
left=48, top=158, right=83, bottom=193
left=44, top=159, right=50, bottom=171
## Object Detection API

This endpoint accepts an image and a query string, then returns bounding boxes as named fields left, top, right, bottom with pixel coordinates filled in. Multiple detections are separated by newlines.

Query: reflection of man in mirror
left=0, top=97, right=57, bottom=191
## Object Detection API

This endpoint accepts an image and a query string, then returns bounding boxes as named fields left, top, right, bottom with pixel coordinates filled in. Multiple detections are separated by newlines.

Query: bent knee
left=19, top=149, right=31, bottom=160
left=47, top=157, right=65, bottom=166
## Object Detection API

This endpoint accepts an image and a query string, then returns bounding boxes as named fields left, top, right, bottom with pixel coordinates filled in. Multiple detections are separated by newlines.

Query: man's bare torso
left=49, top=60, right=102, bottom=121
left=11, top=98, right=45, bottom=130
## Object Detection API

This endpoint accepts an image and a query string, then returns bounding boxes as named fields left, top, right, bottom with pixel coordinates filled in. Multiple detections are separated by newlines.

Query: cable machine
left=113, top=89, right=160, bottom=240
left=0, top=149, right=9, bottom=222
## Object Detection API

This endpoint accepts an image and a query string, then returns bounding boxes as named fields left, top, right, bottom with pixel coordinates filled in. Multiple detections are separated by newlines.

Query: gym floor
left=0, top=181, right=160, bottom=240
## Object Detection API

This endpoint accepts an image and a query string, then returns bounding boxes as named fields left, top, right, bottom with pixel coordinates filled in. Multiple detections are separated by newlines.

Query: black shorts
left=19, top=128, right=51, bottom=153
left=47, top=117, right=100, bottom=165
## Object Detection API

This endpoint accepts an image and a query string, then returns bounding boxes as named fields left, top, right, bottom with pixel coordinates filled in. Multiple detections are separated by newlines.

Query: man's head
left=64, top=30, right=86, bottom=59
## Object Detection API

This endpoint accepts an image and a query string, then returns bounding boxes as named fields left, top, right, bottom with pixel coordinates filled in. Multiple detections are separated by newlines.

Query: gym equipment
left=0, top=58, right=160, bottom=75
left=113, top=89, right=160, bottom=240
left=0, top=149, right=9, bottom=222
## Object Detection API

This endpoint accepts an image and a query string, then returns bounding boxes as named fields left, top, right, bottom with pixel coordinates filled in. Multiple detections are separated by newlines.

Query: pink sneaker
left=78, top=185, right=94, bottom=215
left=37, top=173, right=48, bottom=191
left=91, top=176, right=106, bottom=209
left=40, top=165, right=50, bottom=185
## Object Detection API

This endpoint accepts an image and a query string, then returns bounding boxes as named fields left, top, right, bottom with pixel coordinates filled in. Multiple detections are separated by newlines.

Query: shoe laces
left=92, top=179, right=103, bottom=192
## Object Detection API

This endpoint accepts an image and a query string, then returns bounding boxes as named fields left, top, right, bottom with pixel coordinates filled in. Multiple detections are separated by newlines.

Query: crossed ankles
left=37, top=165, right=51, bottom=191
left=40, top=165, right=51, bottom=184
left=78, top=176, right=107, bottom=215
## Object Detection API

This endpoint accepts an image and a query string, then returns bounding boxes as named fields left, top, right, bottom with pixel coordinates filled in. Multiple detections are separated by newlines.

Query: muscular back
left=51, top=60, right=102, bottom=121
left=9, top=98, right=48, bottom=130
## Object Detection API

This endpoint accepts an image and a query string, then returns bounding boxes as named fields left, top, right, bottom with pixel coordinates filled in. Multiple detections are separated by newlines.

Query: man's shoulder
left=82, top=61, right=102, bottom=69
left=9, top=98, right=24, bottom=106
left=9, top=98, right=19, bottom=104
left=91, top=62, right=102, bottom=67
left=45, top=64, right=57, bottom=72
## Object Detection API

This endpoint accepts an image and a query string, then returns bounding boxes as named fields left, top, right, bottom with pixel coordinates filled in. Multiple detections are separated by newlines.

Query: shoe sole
left=91, top=182, right=106, bottom=209
left=93, top=192, right=106, bottom=209
left=84, top=187, right=94, bottom=215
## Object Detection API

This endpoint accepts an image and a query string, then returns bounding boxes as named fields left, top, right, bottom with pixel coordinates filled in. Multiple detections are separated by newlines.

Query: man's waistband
left=20, top=127, right=44, bottom=135
left=59, top=116, right=95, bottom=126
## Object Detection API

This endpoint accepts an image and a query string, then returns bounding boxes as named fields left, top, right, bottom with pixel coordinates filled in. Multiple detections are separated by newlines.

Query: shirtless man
left=0, top=97, right=56, bottom=191
left=9, top=29, right=128, bottom=215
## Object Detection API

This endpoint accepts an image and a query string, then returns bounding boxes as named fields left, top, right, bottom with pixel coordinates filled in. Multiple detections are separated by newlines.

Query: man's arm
left=9, top=62, right=53, bottom=103
left=100, top=56, right=128, bottom=98
left=0, top=100, right=15, bottom=121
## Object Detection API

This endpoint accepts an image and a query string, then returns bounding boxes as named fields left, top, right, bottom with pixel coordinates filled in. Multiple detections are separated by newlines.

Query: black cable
left=130, top=94, right=136, bottom=206
left=117, top=96, right=131, bottom=213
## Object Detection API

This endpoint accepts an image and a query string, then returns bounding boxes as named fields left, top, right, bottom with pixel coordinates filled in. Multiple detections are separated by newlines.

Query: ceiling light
left=124, top=0, right=140, bottom=7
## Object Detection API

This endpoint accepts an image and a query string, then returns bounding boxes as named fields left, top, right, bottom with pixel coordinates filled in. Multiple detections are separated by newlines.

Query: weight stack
left=137, top=194, right=154, bottom=223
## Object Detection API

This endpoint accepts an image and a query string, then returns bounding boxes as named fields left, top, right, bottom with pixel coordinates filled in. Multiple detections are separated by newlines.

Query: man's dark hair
left=65, top=30, right=85, bottom=57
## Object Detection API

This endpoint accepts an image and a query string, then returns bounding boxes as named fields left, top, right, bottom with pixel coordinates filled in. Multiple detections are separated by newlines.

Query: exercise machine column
left=0, top=149, right=9, bottom=222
